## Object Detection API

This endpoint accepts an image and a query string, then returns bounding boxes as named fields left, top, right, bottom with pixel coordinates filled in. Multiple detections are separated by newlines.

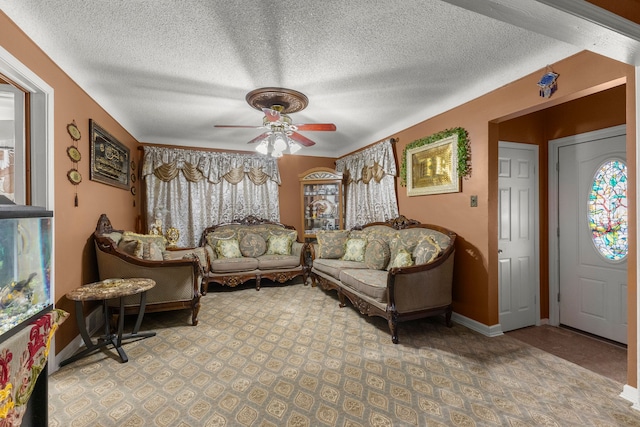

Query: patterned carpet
left=49, top=281, right=640, bottom=427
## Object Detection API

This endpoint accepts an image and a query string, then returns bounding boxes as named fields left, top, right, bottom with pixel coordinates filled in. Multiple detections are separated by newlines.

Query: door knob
left=498, top=249, right=503, bottom=254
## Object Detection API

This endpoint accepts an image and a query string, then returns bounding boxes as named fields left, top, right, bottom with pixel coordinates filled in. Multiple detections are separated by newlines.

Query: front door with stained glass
left=558, top=133, right=627, bottom=344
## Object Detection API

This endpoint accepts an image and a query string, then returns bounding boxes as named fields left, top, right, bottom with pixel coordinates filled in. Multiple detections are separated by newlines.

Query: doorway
left=549, top=125, right=628, bottom=344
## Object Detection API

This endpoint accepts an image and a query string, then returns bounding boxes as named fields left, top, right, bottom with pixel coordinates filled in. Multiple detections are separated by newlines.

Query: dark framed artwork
left=406, top=133, right=460, bottom=196
left=89, top=119, right=130, bottom=190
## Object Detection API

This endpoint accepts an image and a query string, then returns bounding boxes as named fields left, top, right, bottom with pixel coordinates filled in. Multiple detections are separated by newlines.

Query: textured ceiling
left=0, top=1, right=638, bottom=157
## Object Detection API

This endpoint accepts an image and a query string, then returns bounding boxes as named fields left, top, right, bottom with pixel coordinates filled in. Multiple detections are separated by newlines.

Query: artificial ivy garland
left=400, top=127, right=471, bottom=187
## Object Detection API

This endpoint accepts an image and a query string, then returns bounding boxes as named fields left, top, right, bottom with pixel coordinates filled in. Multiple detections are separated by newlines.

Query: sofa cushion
left=122, top=231, right=167, bottom=251
left=239, top=232, right=267, bottom=257
left=317, top=230, right=349, bottom=259
left=266, top=234, right=293, bottom=255
left=117, top=238, right=140, bottom=256
left=257, top=254, right=300, bottom=270
left=216, top=238, right=243, bottom=259
left=413, top=236, right=442, bottom=265
left=338, top=269, right=389, bottom=303
left=205, top=229, right=237, bottom=250
left=341, top=238, right=367, bottom=262
left=389, top=249, right=414, bottom=269
left=364, top=239, right=391, bottom=270
left=210, top=257, right=259, bottom=273
left=313, top=258, right=368, bottom=279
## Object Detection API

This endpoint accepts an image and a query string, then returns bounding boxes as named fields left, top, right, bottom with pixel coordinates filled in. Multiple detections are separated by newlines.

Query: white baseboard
left=621, top=384, right=639, bottom=409
left=452, top=312, right=503, bottom=337
left=49, top=306, right=104, bottom=372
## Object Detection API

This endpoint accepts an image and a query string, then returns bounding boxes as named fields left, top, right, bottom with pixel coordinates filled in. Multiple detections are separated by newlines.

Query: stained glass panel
left=588, top=160, right=627, bottom=261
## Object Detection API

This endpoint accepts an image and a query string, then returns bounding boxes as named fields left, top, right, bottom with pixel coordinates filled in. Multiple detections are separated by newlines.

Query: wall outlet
left=470, top=195, right=478, bottom=207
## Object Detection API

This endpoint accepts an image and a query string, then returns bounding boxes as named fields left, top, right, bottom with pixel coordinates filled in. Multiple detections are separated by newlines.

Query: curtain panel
left=142, top=146, right=280, bottom=247
left=335, top=139, right=399, bottom=229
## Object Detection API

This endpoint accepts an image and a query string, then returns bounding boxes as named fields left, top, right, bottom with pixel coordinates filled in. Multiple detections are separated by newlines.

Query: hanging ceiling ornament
left=537, top=66, right=559, bottom=98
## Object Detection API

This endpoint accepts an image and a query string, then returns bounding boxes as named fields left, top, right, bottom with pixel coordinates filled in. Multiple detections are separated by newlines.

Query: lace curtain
left=335, top=139, right=399, bottom=229
left=142, top=146, right=280, bottom=247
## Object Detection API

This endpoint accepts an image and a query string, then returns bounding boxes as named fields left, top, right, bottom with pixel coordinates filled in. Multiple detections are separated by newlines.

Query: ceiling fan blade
left=295, top=123, right=336, bottom=131
left=290, top=132, right=316, bottom=147
left=215, top=125, right=263, bottom=129
left=262, top=108, right=281, bottom=122
left=247, top=132, right=269, bottom=144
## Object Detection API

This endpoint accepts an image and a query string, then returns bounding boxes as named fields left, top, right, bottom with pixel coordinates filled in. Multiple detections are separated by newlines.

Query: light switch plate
left=470, top=195, right=478, bottom=207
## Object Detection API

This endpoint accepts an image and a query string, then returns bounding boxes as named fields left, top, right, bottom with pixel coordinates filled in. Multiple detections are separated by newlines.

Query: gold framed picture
left=89, top=119, right=130, bottom=190
left=406, top=133, right=460, bottom=196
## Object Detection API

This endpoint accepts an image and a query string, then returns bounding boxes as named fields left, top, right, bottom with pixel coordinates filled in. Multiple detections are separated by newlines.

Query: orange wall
left=387, top=51, right=635, bottom=327
left=0, top=12, right=143, bottom=350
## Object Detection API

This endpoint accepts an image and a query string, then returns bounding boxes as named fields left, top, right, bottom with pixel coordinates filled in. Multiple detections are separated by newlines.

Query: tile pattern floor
left=506, top=324, right=627, bottom=384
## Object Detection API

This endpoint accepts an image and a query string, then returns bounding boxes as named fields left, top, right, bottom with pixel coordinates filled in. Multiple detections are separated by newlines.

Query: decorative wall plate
left=131, top=186, right=136, bottom=195
left=67, top=146, right=81, bottom=162
left=67, top=122, right=81, bottom=141
left=131, top=173, right=136, bottom=183
left=67, top=169, right=82, bottom=185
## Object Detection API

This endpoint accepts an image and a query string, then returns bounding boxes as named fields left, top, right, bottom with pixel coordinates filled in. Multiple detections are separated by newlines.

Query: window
left=588, top=159, right=628, bottom=261
left=0, top=81, right=25, bottom=203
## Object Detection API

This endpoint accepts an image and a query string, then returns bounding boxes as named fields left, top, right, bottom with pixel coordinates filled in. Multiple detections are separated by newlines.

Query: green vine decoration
left=400, top=127, right=471, bottom=187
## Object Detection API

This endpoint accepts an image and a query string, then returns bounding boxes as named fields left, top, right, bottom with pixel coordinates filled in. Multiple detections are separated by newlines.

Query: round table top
left=66, top=278, right=156, bottom=302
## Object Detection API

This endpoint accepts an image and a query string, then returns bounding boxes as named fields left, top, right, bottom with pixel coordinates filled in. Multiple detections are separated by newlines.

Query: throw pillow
left=205, top=229, right=236, bottom=248
left=117, top=238, right=140, bottom=256
left=413, top=236, right=442, bottom=265
left=122, top=231, right=167, bottom=251
left=216, top=238, right=243, bottom=259
left=316, top=230, right=349, bottom=259
left=364, top=239, right=391, bottom=270
left=389, top=249, right=414, bottom=269
left=266, top=234, right=293, bottom=255
left=269, top=228, right=298, bottom=242
left=239, top=232, right=267, bottom=257
left=341, top=238, right=367, bottom=262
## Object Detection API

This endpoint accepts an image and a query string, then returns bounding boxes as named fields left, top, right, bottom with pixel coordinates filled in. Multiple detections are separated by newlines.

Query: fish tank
left=0, top=200, right=53, bottom=344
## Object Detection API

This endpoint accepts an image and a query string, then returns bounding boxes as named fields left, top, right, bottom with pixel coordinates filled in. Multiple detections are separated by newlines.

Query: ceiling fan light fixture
left=273, top=133, right=287, bottom=153
left=255, top=140, right=269, bottom=155
left=288, top=140, right=302, bottom=154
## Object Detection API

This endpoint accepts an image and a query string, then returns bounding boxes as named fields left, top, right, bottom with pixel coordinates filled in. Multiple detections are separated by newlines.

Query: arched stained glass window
left=588, top=159, right=628, bottom=261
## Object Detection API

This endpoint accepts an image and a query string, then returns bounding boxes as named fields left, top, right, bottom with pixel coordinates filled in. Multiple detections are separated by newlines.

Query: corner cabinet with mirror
left=299, top=167, right=344, bottom=241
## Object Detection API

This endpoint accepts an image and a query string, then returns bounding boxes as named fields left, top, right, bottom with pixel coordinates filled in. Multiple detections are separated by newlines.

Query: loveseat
left=198, top=215, right=308, bottom=292
left=93, top=214, right=207, bottom=325
left=310, top=215, right=456, bottom=343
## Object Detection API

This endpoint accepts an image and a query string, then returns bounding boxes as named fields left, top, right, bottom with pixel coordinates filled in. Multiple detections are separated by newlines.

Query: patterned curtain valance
left=335, top=139, right=396, bottom=184
left=142, top=146, right=281, bottom=185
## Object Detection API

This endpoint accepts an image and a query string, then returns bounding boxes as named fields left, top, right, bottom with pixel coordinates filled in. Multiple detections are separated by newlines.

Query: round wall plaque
left=67, top=122, right=81, bottom=141
left=67, top=146, right=81, bottom=162
left=67, top=169, right=82, bottom=185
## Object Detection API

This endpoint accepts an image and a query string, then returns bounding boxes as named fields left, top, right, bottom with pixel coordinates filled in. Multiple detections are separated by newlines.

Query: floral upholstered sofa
left=310, top=216, right=456, bottom=344
left=198, top=216, right=308, bottom=292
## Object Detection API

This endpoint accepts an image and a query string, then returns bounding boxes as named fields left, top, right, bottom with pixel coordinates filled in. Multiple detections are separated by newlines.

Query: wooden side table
left=60, top=278, right=156, bottom=366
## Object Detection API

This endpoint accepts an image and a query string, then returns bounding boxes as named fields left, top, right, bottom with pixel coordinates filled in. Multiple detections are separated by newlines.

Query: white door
left=498, top=142, right=539, bottom=332
left=558, top=134, right=627, bottom=344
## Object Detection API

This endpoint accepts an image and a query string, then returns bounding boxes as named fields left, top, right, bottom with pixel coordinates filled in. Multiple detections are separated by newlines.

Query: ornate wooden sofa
left=198, top=216, right=308, bottom=292
left=310, top=216, right=456, bottom=343
left=93, top=214, right=205, bottom=325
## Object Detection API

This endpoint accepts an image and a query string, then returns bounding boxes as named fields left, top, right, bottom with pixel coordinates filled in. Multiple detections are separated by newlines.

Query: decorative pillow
left=389, top=249, right=414, bottom=269
left=317, top=230, right=349, bottom=259
left=239, top=232, right=267, bottom=257
left=269, top=228, right=298, bottom=243
left=413, top=236, right=442, bottom=265
left=122, top=231, right=167, bottom=251
left=387, top=235, right=418, bottom=271
left=144, top=242, right=164, bottom=261
left=117, top=239, right=140, bottom=256
left=266, top=234, right=293, bottom=255
left=364, top=239, right=391, bottom=270
left=216, top=238, right=243, bottom=259
left=206, top=230, right=236, bottom=248
left=341, top=238, right=367, bottom=262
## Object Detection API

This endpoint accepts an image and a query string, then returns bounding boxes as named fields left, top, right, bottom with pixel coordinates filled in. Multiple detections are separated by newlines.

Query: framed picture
left=406, top=133, right=460, bottom=196
left=89, top=119, right=130, bottom=190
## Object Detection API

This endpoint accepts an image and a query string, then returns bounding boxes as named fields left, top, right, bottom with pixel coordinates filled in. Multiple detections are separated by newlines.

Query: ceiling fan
left=215, top=87, right=336, bottom=156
